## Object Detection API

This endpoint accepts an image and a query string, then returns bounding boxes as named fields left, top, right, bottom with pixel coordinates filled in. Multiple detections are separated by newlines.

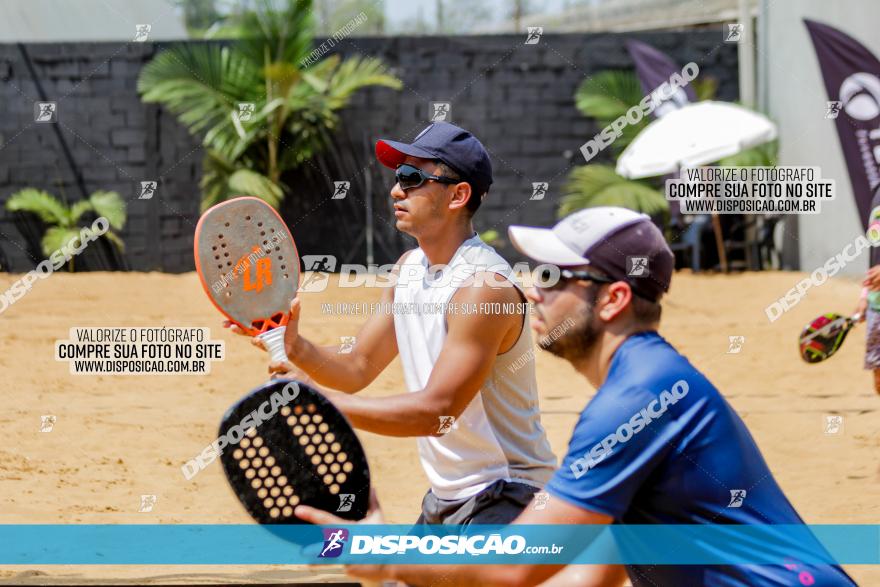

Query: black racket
left=219, top=379, right=371, bottom=523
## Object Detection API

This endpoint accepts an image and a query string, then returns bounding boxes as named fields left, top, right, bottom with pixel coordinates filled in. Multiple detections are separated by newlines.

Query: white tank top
left=393, top=234, right=556, bottom=499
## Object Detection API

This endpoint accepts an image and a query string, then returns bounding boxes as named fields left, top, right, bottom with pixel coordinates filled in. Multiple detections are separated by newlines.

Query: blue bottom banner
left=1, top=524, right=877, bottom=565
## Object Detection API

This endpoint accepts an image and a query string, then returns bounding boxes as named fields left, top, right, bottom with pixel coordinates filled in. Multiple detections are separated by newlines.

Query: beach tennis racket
left=220, top=379, right=371, bottom=523
left=798, top=312, right=861, bottom=364
left=194, top=196, right=300, bottom=363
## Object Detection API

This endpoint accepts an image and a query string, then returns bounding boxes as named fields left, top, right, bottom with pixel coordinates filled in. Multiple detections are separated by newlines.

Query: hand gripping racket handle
left=257, top=326, right=288, bottom=364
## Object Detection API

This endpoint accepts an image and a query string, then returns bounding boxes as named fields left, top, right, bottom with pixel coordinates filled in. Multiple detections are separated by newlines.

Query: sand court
left=0, top=270, right=877, bottom=584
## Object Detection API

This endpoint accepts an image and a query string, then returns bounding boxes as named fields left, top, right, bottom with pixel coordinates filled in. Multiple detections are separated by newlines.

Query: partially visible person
left=854, top=186, right=880, bottom=394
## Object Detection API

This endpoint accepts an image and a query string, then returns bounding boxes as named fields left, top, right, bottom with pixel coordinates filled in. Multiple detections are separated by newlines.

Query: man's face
left=390, top=156, right=455, bottom=237
left=526, top=271, right=603, bottom=362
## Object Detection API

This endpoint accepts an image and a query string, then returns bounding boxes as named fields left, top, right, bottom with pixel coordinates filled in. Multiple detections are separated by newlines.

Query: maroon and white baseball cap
left=508, top=207, right=674, bottom=301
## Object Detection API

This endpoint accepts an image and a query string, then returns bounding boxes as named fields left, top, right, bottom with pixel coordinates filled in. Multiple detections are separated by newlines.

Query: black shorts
left=415, top=479, right=540, bottom=525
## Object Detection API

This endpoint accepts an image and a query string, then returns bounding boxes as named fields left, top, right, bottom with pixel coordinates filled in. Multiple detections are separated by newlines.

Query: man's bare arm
left=322, top=273, right=523, bottom=436
left=282, top=286, right=397, bottom=392
left=275, top=252, right=415, bottom=392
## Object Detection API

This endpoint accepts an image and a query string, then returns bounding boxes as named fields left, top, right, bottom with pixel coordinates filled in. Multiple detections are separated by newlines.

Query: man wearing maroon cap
left=296, top=208, right=854, bottom=587
left=241, top=121, right=556, bottom=526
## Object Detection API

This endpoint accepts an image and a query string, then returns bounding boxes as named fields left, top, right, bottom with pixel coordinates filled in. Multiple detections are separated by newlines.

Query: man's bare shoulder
left=456, top=270, right=524, bottom=303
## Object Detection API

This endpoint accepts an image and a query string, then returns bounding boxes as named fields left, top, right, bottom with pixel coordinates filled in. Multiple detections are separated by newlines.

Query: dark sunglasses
left=395, top=163, right=459, bottom=191
left=533, top=266, right=615, bottom=291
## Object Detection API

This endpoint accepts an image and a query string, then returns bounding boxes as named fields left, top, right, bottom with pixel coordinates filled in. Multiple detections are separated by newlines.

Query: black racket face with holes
left=219, top=379, right=370, bottom=524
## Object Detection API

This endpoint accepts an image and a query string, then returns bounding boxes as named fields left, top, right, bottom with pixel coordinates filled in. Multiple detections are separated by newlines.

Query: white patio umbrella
left=615, top=101, right=778, bottom=271
left=616, top=101, right=778, bottom=179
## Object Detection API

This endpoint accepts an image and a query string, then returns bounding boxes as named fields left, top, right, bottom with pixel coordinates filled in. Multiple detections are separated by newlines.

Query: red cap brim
left=375, top=139, right=437, bottom=169
left=375, top=140, right=406, bottom=169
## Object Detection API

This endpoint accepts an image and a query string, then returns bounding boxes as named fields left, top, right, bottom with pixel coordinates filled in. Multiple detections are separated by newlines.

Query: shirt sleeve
left=546, top=382, right=693, bottom=519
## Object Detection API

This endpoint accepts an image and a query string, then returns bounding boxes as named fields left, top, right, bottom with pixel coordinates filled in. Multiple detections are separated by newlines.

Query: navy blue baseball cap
left=375, top=122, right=493, bottom=198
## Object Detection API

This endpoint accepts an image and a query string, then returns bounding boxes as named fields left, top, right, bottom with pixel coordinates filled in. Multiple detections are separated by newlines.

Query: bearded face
left=536, top=284, right=603, bottom=362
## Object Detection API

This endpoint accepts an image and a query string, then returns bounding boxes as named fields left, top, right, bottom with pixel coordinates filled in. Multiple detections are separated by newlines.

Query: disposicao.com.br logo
left=318, top=532, right=563, bottom=557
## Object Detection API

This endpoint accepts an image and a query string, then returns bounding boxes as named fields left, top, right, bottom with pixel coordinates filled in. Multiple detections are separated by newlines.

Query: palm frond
left=138, top=44, right=261, bottom=145
left=89, top=191, right=127, bottom=230
left=228, top=169, right=285, bottom=208
left=41, top=226, right=80, bottom=259
left=277, top=56, right=398, bottom=166
left=200, top=151, right=237, bottom=211
left=560, top=164, right=668, bottom=217
left=299, top=54, right=340, bottom=92
left=575, top=70, right=651, bottom=155
left=237, top=0, right=315, bottom=70
left=140, top=0, right=400, bottom=210
left=319, top=55, right=402, bottom=108
left=200, top=151, right=284, bottom=210
left=609, top=117, right=650, bottom=156
left=575, top=70, right=644, bottom=120
left=6, top=188, right=70, bottom=226
left=69, top=200, right=95, bottom=224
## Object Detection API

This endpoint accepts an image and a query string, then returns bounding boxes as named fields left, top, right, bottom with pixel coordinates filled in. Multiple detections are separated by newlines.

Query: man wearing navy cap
left=260, top=122, right=556, bottom=525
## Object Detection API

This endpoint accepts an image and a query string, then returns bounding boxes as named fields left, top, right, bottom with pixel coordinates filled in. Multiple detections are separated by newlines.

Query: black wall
left=0, top=30, right=738, bottom=272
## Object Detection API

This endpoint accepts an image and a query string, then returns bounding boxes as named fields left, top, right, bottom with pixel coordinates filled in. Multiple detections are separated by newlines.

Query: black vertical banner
left=805, top=19, right=880, bottom=229
left=626, top=39, right=696, bottom=119
left=626, top=40, right=695, bottom=223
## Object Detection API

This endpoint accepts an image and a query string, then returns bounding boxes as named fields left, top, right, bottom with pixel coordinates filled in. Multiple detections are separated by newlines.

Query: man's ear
left=447, top=181, right=473, bottom=212
left=598, top=282, right=633, bottom=322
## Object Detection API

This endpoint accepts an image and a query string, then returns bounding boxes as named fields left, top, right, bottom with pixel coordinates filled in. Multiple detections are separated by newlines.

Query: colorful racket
left=219, top=379, right=371, bottom=524
left=194, top=196, right=299, bottom=363
left=798, top=312, right=861, bottom=364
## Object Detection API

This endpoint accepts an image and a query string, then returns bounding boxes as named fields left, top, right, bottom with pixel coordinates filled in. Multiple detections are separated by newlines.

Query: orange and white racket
left=194, top=196, right=299, bottom=363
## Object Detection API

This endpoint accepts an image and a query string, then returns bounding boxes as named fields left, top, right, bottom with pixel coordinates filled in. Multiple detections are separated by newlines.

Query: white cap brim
left=508, top=225, right=590, bottom=266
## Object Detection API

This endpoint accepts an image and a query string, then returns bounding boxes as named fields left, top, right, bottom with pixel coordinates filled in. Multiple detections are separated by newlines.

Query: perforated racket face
left=194, top=197, right=300, bottom=335
left=220, top=380, right=370, bottom=524
left=799, top=313, right=852, bottom=363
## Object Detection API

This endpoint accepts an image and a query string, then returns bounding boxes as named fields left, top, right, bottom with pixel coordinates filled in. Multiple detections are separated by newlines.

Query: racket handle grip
left=257, top=327, right=289, bottom=364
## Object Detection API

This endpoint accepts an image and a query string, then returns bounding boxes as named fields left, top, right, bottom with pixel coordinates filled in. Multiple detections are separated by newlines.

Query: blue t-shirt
left=546, top=332, right=854, bottom=586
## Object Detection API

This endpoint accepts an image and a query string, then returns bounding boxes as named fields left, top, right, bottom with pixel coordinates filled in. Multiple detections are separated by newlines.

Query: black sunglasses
left=533, top=266, right=615, bottom=291
left=395, top=163, right=459, bottom=191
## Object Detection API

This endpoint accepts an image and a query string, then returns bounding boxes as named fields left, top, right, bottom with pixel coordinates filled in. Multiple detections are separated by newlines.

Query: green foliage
left=138, top=0, right=401, bottom=211
left=88, top=190, right=127, bottom=231
left=6, top=189, right=126, bottom=270
left=568, top=70, right=670, bottom=216
left=575, top=70, right=643, bottom=120
left=479, top=229, right=502, bottom=247
left=691, top=76, right=718, bottom=102
left=565, top=68, right=772, bottom=220
left=5, top=188, right=69, bottom=225
left=560, top=164, right=668, bottom=218
left=574, top=70, right=650, bottom=155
